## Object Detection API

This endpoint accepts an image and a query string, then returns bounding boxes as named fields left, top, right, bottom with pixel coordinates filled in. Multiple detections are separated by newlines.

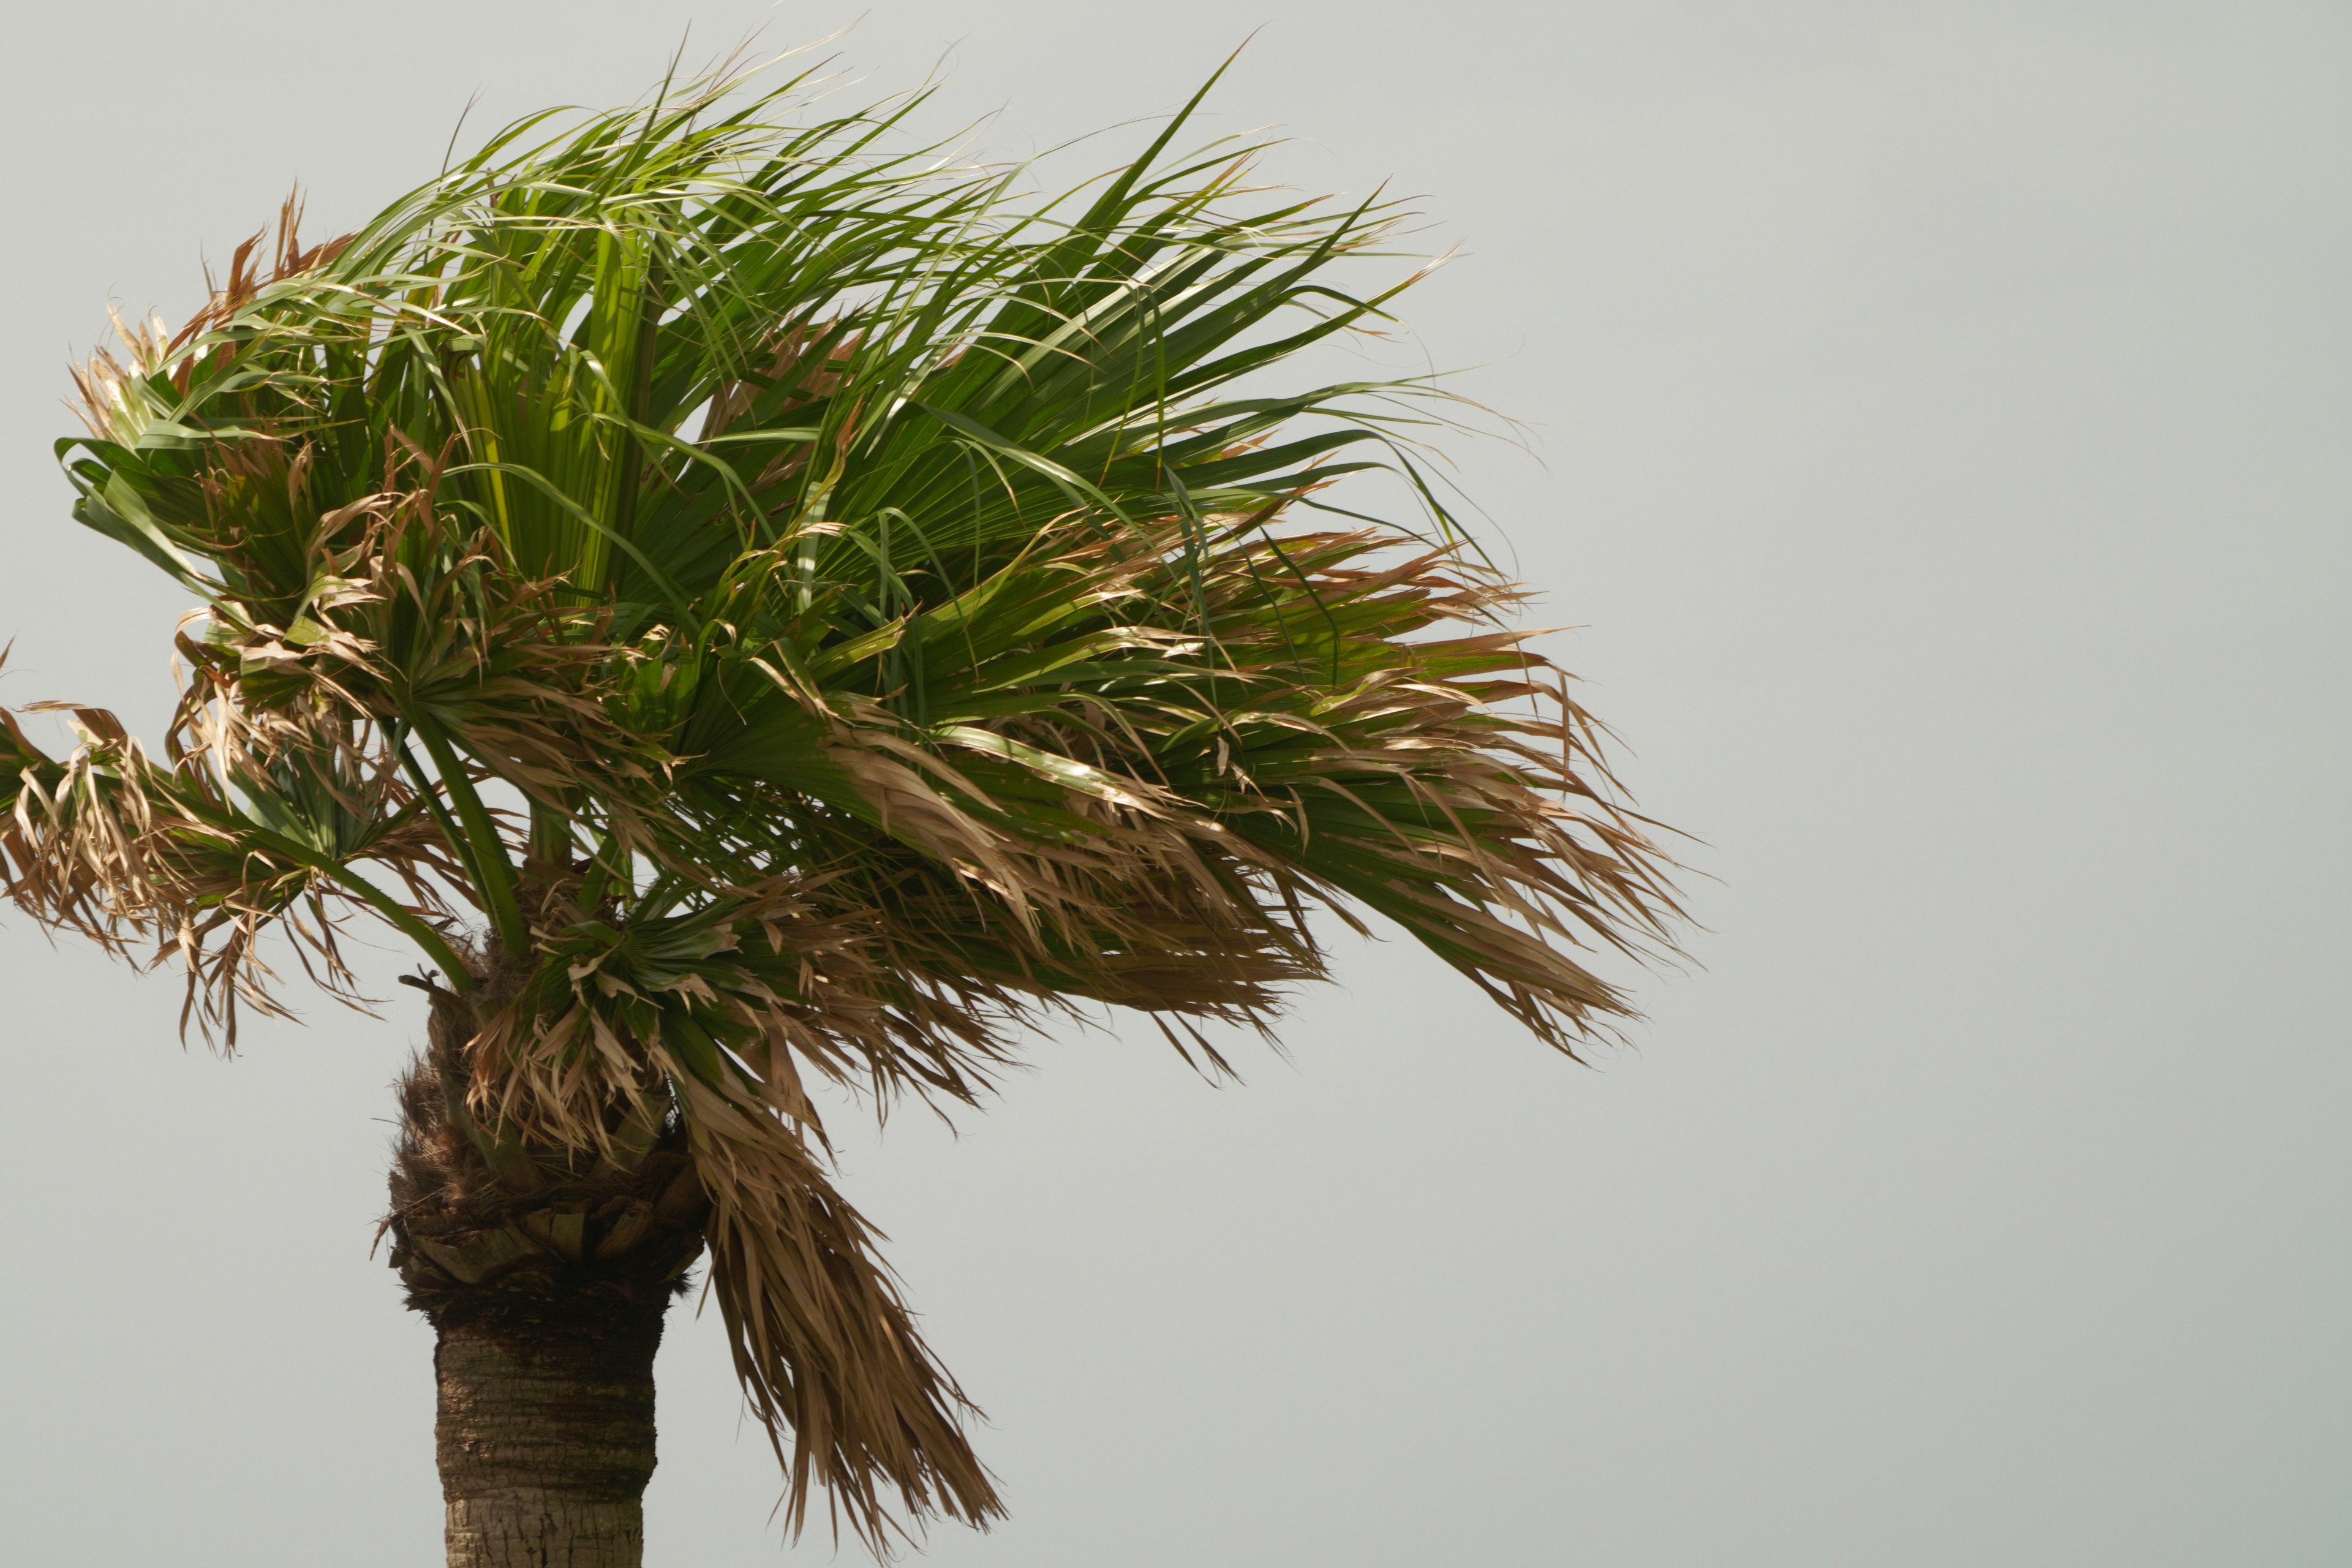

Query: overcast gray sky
left=2, top=3, right=2345, bottom=1564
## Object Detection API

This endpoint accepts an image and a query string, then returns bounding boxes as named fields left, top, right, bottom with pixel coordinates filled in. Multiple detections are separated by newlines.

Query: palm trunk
left=434, top=1297, right=666, bottom=1567
left=388, top=974, right=708, bottom=1568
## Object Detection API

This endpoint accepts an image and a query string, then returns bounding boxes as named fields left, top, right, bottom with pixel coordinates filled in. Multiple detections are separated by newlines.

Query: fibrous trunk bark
left=434, top=1297, right=665, bottom=1568
left=386, top=970, right=708, bottom=1568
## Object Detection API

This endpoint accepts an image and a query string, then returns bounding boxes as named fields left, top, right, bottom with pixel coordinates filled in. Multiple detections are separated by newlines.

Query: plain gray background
left=2, top=3, right=2345, bottom=1564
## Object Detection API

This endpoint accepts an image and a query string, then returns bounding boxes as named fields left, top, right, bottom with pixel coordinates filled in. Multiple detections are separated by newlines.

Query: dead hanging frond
left=687, top=1084, right=1001, bottom=1547
left=435, top=845, right=1325, bottom=1542
left=437, top=884, right=1016, bottom=1546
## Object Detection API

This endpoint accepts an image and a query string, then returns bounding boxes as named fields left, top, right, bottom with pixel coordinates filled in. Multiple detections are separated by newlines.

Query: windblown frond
left=5, top=51, right=1681, bottom=1549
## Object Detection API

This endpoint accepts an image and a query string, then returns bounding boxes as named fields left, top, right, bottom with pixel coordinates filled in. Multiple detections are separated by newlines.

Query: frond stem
left=406, top=713, right=530, bottom=957
left=391, top=726, right=476, bottom=881
left=241, top=827, right=476, bottom=992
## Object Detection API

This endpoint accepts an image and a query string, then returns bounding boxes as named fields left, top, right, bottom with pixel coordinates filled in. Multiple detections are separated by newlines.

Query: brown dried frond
left=1, top=681, right=460, bottom=1049
left=809, top=508, right=1689, bottom=1060
left=442, top=835, right=1319, bottom=1545
left=172, top=189, right=356, bottom=357
left=687, top=1080, right=1001, bottom=1546
left=66, top=308, right=174, bottom=442
left=67, top=189, right=352, bottom=440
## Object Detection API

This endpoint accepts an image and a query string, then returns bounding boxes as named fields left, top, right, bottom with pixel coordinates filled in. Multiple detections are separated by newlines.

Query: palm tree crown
left=2, top=58, right=1680, bottom=1547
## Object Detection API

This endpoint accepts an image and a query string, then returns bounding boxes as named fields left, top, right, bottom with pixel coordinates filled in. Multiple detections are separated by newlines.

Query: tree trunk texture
left=435, top=1300, right=665, bottom=1568
left=386, top=974, right=709, bottom=1568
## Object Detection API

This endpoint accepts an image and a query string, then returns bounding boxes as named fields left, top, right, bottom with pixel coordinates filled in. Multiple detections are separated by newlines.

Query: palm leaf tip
left=9, top=47, right=1683, bottom=1549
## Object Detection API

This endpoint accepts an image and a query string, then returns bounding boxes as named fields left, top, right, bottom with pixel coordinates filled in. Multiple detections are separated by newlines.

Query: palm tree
left=1, top=55, right=1679, bottom=1567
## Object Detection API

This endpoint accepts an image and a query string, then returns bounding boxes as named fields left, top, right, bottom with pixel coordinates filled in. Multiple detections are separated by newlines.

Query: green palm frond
left=4, top=55, right=1681, bottom=1548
